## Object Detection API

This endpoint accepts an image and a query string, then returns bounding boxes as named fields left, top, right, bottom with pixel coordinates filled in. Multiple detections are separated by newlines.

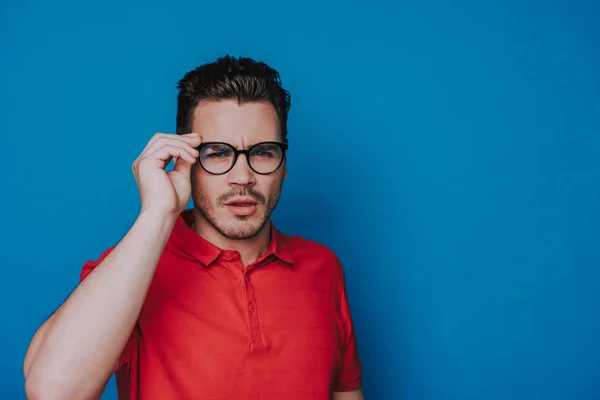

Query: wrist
left=137, top=208, right=180, bottom=230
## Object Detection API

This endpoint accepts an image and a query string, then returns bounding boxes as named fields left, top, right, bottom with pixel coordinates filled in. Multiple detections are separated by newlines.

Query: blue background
left=2, top=0, right=599, bottom=399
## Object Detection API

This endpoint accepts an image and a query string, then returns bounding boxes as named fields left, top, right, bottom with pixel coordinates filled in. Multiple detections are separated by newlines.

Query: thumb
left=173, top=156, right=193, bottom=178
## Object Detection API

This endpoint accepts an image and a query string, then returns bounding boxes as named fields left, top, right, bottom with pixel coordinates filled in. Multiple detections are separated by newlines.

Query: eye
left=205, top=151, right=230, bottom=159
left=251, top=144, right=279, bottom=158
left=254, top=150, right=274, bottom=158
left=202, top=145, right=233, bottom=159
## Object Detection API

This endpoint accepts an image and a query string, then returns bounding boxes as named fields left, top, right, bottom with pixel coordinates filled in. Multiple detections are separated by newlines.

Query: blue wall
left=2, top=1, right=599, bottom=398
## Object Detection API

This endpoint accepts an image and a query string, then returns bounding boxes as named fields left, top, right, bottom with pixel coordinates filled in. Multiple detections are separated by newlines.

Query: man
left=23, top=55, right=363, bottom=399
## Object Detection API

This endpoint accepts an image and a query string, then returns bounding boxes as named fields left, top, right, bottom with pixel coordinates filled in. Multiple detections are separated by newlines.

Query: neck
left=192, top=210, right=271, bottom=267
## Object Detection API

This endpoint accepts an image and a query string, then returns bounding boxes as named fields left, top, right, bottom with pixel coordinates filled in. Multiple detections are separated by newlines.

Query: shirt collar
left=170, top=209, right=294, bottom=267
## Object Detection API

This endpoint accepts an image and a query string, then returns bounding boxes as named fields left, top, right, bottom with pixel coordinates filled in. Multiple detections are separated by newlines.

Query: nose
left=227, top=153, right=256, bottom=186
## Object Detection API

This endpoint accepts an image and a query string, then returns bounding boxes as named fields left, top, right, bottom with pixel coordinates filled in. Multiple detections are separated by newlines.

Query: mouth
left=224, top=198, right=259, bottom=216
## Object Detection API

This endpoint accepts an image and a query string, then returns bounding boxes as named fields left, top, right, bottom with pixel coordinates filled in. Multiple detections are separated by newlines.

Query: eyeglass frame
left=195, top=141, right=289, bottom=175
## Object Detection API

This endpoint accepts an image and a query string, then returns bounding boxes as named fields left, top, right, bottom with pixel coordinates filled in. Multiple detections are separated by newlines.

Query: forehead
left=191, top=100, right=280, bottom=147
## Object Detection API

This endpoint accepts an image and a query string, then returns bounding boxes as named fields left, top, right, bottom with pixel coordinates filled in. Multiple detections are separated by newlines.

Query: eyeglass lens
left=199, top=143, right=284, bottom=174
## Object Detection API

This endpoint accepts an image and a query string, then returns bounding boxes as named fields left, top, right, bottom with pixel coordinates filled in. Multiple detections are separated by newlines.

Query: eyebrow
left=214, top=141, right=270, bottom=149
left=243, top=141, right=261, bottom=149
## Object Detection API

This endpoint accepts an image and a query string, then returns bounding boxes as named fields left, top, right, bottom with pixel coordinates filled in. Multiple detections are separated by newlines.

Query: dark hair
left=175, top=55, right=291, bottom=144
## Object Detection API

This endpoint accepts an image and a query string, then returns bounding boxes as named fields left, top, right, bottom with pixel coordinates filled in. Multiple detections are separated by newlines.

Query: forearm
left=333, top=389, right=364, bottom=400
left=25, top=211, right=177, bottom=399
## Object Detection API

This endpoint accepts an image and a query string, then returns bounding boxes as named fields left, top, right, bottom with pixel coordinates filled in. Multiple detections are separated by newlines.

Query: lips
left=224, top=198, right=259, bottom=216
left=225, top=198, right=258, bottom=206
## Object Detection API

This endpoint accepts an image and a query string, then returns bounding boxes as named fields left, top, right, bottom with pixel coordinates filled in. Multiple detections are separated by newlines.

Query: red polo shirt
left=80, top=209, right=362, bottom=399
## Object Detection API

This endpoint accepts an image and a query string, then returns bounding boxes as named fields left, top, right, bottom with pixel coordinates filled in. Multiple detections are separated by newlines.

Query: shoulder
left=280, top=231, right=337, bottom=258
left=277, top=230, right=345, bottom=276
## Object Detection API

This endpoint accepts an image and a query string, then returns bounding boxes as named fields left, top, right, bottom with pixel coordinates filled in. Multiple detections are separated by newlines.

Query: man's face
left=190, top=100, right=286, bottom=240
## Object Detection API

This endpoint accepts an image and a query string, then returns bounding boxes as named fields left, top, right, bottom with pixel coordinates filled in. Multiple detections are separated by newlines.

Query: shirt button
left=248, top=304, right=255, bottom=313
left=244, top=275, right=251, bottom=283
left=224, top=253, right=233, bottom=260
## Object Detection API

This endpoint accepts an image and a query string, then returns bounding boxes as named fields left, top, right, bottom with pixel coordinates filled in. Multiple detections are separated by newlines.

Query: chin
left=216, top=216, right=268, bottom=240
left=219, top=224, right=263, bottom=240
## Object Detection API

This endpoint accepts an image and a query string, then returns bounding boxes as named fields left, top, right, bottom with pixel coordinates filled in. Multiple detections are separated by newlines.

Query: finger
left=173, top=155, right=193, bottom=177
left=179, top=132, right=202, bottom=143
left=157, top=132, right=202, bottom=147
left=142, top=135, right=201, bottom=158
left=165, top=132, right=202, bottom=147
left=144, top=145, right=198, bottom=168
left=147, top=139, right=199, bottom=161
left=133, top=133, right=201, bottom=172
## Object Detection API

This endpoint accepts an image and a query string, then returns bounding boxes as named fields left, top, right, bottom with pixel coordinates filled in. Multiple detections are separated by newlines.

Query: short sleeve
left=335, top=266, right=363, bottom=392
left=80, top=246, right=138, bottom=371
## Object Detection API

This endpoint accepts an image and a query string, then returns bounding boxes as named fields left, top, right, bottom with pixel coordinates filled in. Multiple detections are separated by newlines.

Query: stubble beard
left=193, top=181, right=283, bottom=240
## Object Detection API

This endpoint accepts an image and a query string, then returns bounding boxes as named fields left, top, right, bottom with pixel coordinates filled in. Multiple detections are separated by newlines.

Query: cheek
left=191, top=172, right=220, bottom=202
left=259, top=175, right=284, bottom=197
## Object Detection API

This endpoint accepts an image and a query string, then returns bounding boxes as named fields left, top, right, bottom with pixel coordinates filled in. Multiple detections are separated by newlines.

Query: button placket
left=244, top=272, right=262, bottom=344
left=218, top=251, right=242, bottom=274
left=223, top=251, right=237, bottom=261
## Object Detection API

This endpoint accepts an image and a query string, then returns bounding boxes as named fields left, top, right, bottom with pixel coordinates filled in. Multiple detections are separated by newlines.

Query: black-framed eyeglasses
left=196, top=141, right=288, bottom=175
